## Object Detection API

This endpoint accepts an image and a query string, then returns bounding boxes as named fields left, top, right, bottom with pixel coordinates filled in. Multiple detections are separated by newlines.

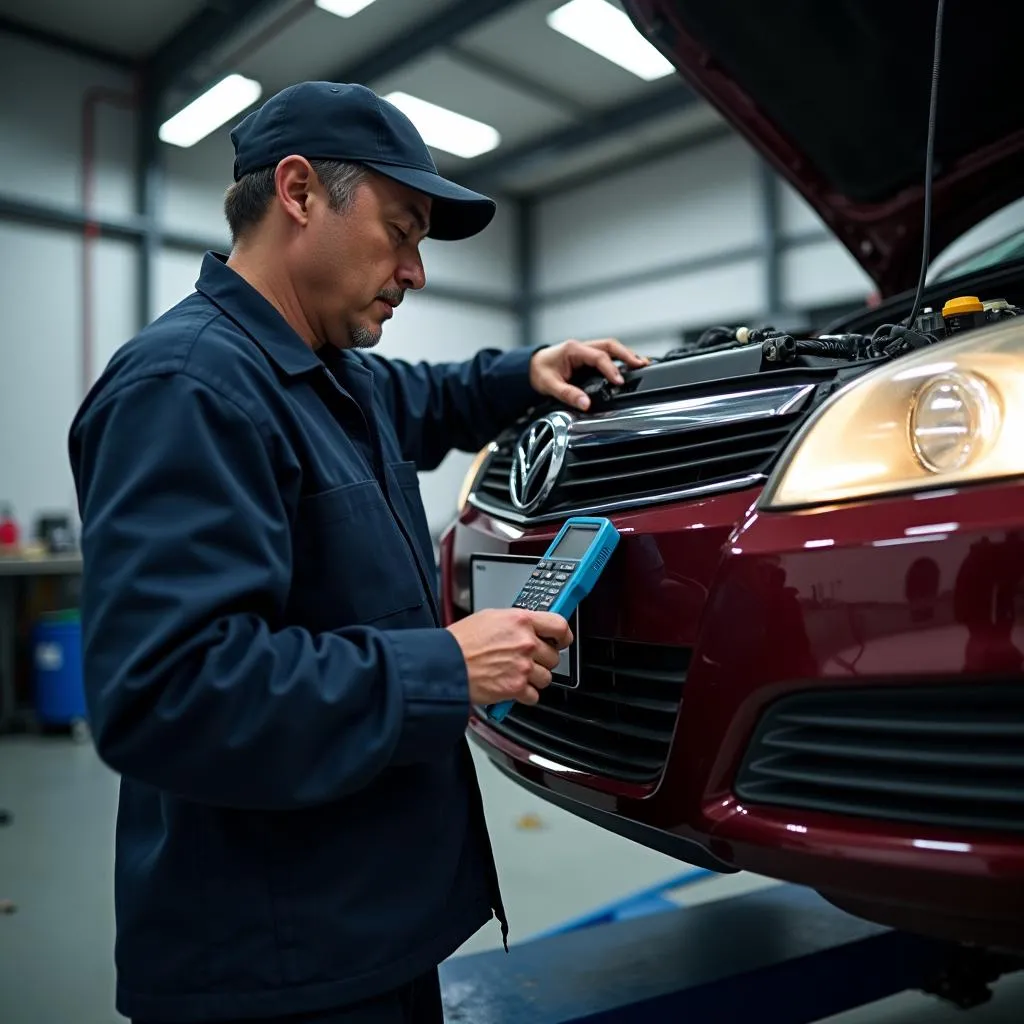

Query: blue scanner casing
left=484, top=516, right=620, bottom=722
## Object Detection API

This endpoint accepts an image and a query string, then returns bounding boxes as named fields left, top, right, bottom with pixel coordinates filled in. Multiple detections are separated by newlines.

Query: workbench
left=0, top=554, right=83, bottom=734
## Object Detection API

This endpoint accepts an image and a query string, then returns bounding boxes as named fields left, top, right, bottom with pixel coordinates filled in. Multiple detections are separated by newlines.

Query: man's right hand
left=446, top=608, right=573, bottom=708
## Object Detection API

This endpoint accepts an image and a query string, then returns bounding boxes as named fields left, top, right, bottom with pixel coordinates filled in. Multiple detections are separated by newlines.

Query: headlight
left=760, top=320, right=1024, bottom=509
left=457, top=443, right=495, bottom=512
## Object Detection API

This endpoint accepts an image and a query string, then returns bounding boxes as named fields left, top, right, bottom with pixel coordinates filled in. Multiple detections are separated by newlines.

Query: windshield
left=933, top=227, right=1024, bottom=281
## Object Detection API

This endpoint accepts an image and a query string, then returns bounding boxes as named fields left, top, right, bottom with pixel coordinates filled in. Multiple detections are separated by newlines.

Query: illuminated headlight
left=909, top=371, right=999, bottom=473
left=457, top=443, right=495, bottom=512
left=760, top=321, right=1024, bottom=509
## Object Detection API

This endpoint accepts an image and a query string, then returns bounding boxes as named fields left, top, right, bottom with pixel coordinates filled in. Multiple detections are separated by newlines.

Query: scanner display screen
left=549, top=524, right=599, bottom=561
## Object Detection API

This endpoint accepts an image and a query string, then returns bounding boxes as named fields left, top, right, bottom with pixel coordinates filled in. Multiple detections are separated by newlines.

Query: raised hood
left=624, top=0, right=1024, bottom=296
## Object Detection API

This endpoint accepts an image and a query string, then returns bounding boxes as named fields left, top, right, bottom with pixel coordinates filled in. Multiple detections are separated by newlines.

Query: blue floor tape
left=526, top=867, right=715, bottom=941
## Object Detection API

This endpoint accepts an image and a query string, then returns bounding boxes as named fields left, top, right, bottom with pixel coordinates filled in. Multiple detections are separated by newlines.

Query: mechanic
left=68, top=81, right=647, bottom=1024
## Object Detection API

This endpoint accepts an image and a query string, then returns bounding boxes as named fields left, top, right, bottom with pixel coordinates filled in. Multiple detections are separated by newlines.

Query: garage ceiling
left=0, top=0, right=208, bottom=58
left=0, top=0, right=729, bottom=197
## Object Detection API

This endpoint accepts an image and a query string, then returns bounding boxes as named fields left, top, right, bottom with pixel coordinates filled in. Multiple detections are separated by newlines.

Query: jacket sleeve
left=68, top=371, right=472, bottom=811
left=363, top=345, right=542, bottom=471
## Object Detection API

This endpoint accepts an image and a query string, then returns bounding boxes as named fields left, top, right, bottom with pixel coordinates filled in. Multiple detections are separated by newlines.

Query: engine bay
left=566, top=271, right=1024, bottom=413
left=659, top=292, right=1023, bottom=371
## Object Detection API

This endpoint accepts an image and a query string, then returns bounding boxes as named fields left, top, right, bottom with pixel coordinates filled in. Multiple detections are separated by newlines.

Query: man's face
left=297, top=169, right=431, bottom=350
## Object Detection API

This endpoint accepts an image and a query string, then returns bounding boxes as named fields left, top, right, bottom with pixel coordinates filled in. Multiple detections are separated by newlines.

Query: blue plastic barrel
left=32, top=610, right=86, bottom=726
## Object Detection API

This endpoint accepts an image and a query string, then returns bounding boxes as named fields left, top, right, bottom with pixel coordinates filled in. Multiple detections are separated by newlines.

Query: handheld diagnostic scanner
left=484, top=516, right=620, bottom=722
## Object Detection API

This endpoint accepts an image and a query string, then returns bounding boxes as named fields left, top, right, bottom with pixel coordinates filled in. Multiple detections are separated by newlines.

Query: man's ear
left=274, top=156, right=316, bottom=226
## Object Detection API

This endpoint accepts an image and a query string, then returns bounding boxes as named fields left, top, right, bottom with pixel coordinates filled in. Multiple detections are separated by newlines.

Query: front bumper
left=693, top=481, right=1024, bottom=945
left=444, top=479, right=1024, bottom=945
left=445, top=487, right=754, bottom=867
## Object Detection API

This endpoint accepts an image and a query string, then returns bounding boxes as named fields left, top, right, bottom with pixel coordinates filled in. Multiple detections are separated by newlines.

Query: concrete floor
left=1, top=734, right=1023, bottom=1023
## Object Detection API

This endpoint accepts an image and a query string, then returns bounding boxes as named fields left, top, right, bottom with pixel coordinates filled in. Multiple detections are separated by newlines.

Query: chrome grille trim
left=568, top=383, right=815, bottom=447
left=469, top=473, right=767, bottom=524
left=468, top=382, right=815, bottom=524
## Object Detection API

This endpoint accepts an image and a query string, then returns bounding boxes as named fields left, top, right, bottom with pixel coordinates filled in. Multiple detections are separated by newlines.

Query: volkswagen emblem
left=509, top=412, right=571, bottom=513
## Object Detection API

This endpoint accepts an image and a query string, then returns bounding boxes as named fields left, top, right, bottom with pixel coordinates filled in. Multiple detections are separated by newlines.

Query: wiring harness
left=661, top=301, right=1022, bottom=370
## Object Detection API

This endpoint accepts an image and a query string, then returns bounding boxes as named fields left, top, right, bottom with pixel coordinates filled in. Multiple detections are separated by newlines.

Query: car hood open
left=623, top=0, right=1024, bottom=296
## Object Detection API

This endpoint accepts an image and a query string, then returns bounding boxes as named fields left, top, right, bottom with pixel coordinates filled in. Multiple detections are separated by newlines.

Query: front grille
left=473, top=410, right=805, bottom=521
left=735, top=685, right=1024, bottom=834
left=487, top=638, right=690, bottom=783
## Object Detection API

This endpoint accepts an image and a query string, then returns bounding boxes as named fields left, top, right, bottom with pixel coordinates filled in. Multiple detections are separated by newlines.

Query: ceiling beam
left=334, top=0, right=527, bottom=85
left=145, top=0, right=531, bottom=126
left=145, top=0, right=305, bottom=107
left=0, top=13, right=135, bottom=70
left=457, top=80, right=699, bottom=191
left=446, top=44, right=588, bottom=118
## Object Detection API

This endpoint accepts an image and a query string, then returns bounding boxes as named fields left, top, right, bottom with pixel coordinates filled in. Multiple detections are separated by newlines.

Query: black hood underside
left=626, top=0, right=1024, bottom=293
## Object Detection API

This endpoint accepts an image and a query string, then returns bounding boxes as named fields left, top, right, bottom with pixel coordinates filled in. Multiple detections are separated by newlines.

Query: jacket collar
left=195, top=251, right=323, bottom=377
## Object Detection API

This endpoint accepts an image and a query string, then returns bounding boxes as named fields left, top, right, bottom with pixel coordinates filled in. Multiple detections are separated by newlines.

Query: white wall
left=0, top=34, right=137, bottom=221
left=781, top=237, right=874, bottom=310
left=538, top=258, right=764, bottom=349
left=378, top=292, right=518, bottom=537
left=777, top=181, right=874, bottom=308
left=0, top=35, right=141, bottom=535
left=0, top=221, right=138, bottom=528
left=538, top=137, right=761, bottom=296
left=535, top=136, right=876, bottom=354
left=0, top=33, right=517, bottom=544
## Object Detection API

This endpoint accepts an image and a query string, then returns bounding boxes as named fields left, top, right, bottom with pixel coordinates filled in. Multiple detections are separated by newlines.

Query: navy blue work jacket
left=68, top=252, right=541, bottom=1022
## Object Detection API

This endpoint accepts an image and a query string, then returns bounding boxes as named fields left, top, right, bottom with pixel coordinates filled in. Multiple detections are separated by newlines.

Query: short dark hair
left=223, top=159, right=370, bottom=242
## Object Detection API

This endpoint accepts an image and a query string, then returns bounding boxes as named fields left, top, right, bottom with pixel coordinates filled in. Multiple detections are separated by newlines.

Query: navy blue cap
left=230, top=82, right=496, bottom=241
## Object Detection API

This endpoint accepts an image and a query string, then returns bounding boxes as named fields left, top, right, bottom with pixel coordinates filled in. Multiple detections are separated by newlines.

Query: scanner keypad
left=514, top=561, right=578, bottom=611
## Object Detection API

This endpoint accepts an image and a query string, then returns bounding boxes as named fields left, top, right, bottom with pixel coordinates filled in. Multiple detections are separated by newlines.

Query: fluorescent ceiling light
left=159, top=74, right=262, bottom=148
left=547, top=0, right=675, bottom=81
left=314, top=0, right=378, bottom=17
left=383, top=92, right=500, bottom=159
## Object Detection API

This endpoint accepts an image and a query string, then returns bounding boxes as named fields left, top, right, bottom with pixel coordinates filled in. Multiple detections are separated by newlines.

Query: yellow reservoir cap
left=943, top=295, right=985, bottom=317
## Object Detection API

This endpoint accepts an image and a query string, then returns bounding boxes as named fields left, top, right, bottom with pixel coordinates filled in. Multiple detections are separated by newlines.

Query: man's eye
left=391, top=224, right=409, bottom=243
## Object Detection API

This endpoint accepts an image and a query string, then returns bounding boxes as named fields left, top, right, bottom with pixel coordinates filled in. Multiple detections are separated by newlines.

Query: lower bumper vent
left=735, top=685, right=1024, bottom=834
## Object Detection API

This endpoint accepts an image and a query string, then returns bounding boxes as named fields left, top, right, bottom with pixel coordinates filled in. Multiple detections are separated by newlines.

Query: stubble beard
left=347, top=289, right=402, bottom=349
left=349, top=324, right=382, bottom=349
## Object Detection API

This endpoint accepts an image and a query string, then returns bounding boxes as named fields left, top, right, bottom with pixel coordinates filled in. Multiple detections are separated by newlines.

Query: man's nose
left=397, top=255, right=426, bottom=292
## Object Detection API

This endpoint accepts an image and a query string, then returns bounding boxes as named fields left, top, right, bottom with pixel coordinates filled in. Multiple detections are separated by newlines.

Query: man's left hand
left=529, top=338, right=650, bottom=412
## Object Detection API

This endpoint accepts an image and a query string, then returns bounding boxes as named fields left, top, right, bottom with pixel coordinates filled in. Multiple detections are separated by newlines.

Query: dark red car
left=441, top=0, right=1024, bottom=951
